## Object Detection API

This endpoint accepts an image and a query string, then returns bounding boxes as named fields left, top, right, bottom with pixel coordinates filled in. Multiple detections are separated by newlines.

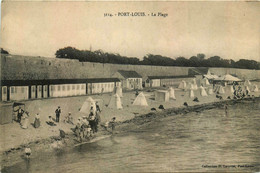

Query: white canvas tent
left=200, top=86, right=208, bottom=96
left=155, top=90, right=169, bottom=102
left=208, top=88, right=213, bottom=95
left=245, top=86, right=250, bottom=93
left=204, top=70, right=219, bottom=80
left=192, top=79, right=198, bottom=90
left=80, top=97, right=96, bottom=115
left=244, top=80, right=252, bottom=86
left=133, top=92, right=148, bottom=106
left=108, top=94, right=123, bottom=109
left=252, top=85, right=258, bottom=92
left=215, top=85, right=225, bottom=94
left=186, top=82, right=195, bottom=90
left=201, top=78, right=210, bottom=86
left=115, top=86, right=123, bottom=97
left=178, top=80, right=186, bottom=90
left=168, top=87, right=176, bottom=99
left=189, top=89, right=195, bottom=98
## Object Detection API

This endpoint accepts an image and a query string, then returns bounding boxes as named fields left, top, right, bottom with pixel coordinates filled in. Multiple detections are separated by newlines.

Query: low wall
left=1, top=54, right=189, bottom=80
left=1, top=54, right=260, bottom=82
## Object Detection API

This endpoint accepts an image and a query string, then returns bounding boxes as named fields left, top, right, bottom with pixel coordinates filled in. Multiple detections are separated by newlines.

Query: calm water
left=2, top=101, right=260, bottom=172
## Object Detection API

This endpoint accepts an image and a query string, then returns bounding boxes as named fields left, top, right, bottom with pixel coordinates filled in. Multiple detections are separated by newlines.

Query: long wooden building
left=1, top=78, right=121, bottom=101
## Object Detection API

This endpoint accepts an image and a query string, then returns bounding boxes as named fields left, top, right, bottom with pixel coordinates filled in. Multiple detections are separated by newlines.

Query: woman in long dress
left=34, top=113, right=41, bottom=128
left=21, top=111, right=29, bottom=129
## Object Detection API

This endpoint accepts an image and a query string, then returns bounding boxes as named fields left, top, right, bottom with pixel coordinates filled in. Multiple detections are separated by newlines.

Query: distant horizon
left=2, top=47, right=260, bottom=63
left=1, top=1, right=259, bottom=61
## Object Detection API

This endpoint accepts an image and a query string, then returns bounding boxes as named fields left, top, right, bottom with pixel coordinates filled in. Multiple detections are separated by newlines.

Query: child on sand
left=25, top=147, right=31, bottom=159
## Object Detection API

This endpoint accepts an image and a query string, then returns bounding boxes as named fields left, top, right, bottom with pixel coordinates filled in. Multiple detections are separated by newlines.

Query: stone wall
left=1, top=54, right=260, bottom=81
left=1, top=54, right=189, bottom=80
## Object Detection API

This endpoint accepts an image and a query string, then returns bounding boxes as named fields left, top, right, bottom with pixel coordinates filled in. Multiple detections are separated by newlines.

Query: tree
left=1, top=48, right=9, bottom=54
left=197, top=53, right=205, bottom=60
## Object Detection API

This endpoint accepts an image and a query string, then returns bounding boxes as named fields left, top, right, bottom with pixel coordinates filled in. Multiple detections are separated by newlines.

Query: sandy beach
left=1, top=83, right=260, bottom=169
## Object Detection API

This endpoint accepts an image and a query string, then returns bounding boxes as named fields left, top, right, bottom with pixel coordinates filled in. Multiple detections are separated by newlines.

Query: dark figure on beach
left=183, top=102, right=188, bottom=107
left=224, top=104, right=228, bottom=116
left=158, top=105, right=165, bottom=110
left=216, top=95, right=223, bottom=100
left=59, top=129, right=66, bottom=143
left=135, top=90, right=139, bottom=97
left=95, top=112, right=101, bottom=132
left=55, top=106, right=61, bottom=123
left=151, top=108, right=156, bottom=111
left=96, top=102, right=101, bottom=113
left=88, top=112, right=97, bottom=133
left=110, top=117, right=116, bottom=133
left=193, top=97, right=199, bottom=102
left=14, top=106, right=24, bottom=123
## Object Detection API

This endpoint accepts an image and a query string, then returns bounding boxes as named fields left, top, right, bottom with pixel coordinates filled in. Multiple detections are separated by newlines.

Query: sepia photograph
left=0, top=1, right=260, bottom=172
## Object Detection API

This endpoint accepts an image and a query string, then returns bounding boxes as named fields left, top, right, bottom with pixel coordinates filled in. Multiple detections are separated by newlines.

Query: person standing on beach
left=109, top=117, right=116, bottom=134
left=15, top=106, right=24, bottom=123
left=21, top=111, right=29, bottom=129
left=224, top=104, right=228, bottom=116
left=55, top=106, right=61, bottom=123
left=34, top=113, right=40, bottom=128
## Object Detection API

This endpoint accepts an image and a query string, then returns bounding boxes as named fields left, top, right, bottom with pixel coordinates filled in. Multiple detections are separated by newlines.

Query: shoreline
left=1, top=96, right=259, bottom=169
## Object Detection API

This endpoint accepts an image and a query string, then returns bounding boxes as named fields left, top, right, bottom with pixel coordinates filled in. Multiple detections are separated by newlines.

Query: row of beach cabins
left=1, top=69, right=258, bottom=102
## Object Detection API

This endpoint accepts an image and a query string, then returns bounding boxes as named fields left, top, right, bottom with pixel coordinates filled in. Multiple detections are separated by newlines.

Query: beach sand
left=1, top=83, right=260, bottom=168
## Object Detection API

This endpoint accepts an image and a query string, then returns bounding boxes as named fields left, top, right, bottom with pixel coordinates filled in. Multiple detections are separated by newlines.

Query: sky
left=1, top=1, right=260, bottom=61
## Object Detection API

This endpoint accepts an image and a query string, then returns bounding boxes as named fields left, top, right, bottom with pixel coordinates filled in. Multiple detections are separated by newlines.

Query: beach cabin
left=155, top=90, right=169, bottom=102
left=113, top=70, right=142, bottom=90
left=145, top=75, right=194, bottom=88
left=145, top=76, right=161, bottom=88
left=86, top=78, right=121, bottom=95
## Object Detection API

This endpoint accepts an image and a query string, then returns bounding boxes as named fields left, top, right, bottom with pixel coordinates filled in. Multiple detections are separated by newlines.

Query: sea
left=2, top=100, right=260, bottom=172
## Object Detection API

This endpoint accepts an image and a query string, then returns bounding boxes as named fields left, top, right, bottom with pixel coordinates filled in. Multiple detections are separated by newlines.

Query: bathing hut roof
left=214, top=74, right=242, bottom=82
left=117, top=70, right=142, bottom=78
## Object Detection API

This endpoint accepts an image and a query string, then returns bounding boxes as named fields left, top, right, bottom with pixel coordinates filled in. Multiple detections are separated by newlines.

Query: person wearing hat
left=14, top=106, right=24, bottom=123
left=55, top=106, right=61, bottom=123
left=88, top=112, right=96, bottom=133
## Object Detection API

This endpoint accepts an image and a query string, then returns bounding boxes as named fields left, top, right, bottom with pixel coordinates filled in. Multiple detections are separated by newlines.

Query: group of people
left=233, top=85, right=249, bottom=99
left=73, top=105, right=101, bottom=142
left=14, top=106, right=40, bottom=129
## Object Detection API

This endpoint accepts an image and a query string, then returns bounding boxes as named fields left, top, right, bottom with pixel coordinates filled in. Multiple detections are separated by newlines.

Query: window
left=39, top=86, right=42, bottom=91
left=22, top=87, right=25, bottom=93
left=77, top=85, right=80, bottom=90
left=11, top=87, right=14, bottom=93
left=3, top=87, right=7, bottom=94
left=81, top=84, right=84, bottom=89
left=67, top=85, right=70, bottom=90
left=62, top=86, right=65, bottom=91
left=51, top=86, right=55, bottom=91
left=32, top=86, right=35, bottom=92
left=58, top=86, right=60, bottom=91
left=44, top=86, right=47, bottom=91
left=72, top=85, right=75, bottom=90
